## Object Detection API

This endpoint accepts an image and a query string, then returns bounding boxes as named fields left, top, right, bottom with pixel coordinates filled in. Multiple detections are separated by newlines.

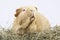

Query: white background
left=0, top=0, right=60, bottom=29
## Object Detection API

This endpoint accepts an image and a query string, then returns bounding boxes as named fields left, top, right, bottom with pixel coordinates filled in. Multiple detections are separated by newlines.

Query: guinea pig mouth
left=31, top=15, right=34, bottom=18
left=28, top=13, right=34, bottom=19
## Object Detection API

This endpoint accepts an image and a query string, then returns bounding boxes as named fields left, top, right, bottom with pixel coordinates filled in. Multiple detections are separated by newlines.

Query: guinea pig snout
left=30, top=14, right=35, bottom=21
left=30, top=13, right=34, bottom=19
left=31, top=14, right=34, bottom=18
left=29, top=10, right=35, bottom=18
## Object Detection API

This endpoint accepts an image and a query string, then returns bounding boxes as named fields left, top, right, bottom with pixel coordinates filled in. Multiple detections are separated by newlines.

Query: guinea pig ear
left=15, top=8, right=22, bottom=17
left=35, top=7, right=38, bottom=10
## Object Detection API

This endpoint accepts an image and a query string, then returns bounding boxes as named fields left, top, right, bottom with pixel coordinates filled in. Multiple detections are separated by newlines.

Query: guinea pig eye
left=22, top=9, right=25, bottom=11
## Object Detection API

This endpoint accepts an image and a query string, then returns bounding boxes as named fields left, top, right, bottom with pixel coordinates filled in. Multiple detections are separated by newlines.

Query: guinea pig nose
left=32, top=15, right=34, bottom=18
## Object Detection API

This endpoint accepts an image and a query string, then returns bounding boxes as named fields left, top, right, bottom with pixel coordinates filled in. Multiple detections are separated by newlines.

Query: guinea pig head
left=26, top=6, right=38, bottom=18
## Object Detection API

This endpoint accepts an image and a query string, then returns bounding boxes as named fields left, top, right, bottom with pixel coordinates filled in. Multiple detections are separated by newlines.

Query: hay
left=0, top=25, right=60, bottom=40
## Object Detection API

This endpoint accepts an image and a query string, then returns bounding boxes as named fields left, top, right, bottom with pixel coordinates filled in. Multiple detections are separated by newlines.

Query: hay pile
left=0, top=25, right=60, bottom=40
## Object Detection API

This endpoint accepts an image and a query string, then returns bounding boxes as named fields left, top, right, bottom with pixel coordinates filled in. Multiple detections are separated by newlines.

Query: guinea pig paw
left=30, top=17, right=35, bottom=22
